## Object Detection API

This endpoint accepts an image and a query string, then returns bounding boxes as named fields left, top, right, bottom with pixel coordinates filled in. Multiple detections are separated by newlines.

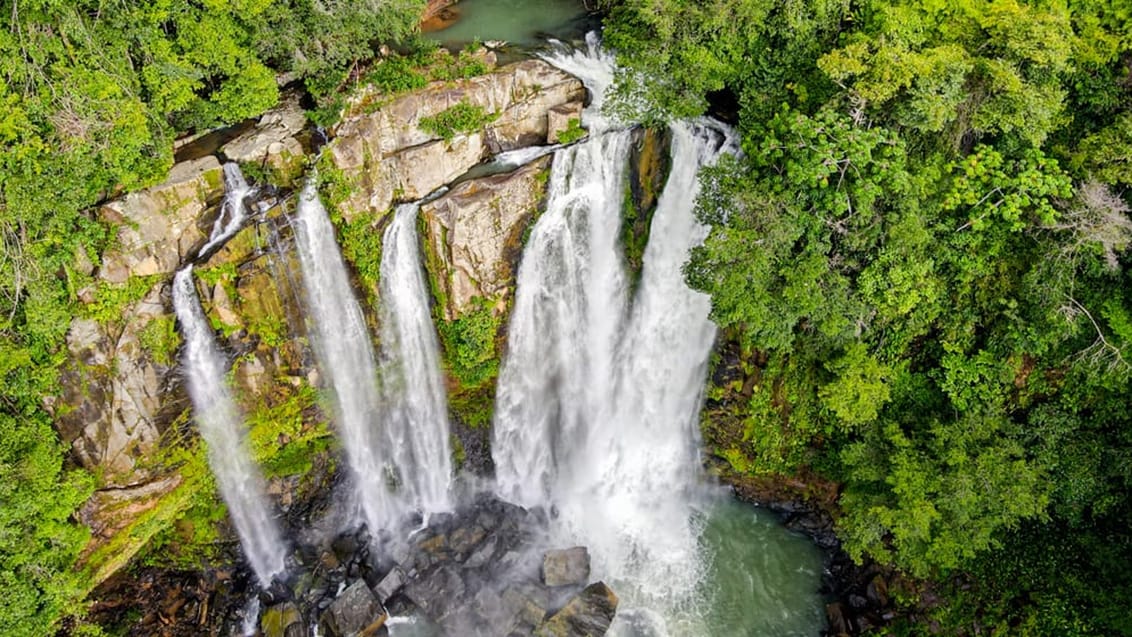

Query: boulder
left=373, top=566, right=407, bottom=604
left=541, top=547, right=590, bottom=587
left=547, top=102, right=585, bottom=144
left=220, top=94, right=306, bottom=182
left=328, top=59, right=583, bottom=221
left=320, top=580, right=387, bottom=637
left=420, top=155, right=552, bottom=319
left=97, top=156, right=223, bottom=283
left=533, top=582, right=618, bottom=637
left=402, top=565, right=466, bottom=619
left=262, top=602, right=306, bottom=637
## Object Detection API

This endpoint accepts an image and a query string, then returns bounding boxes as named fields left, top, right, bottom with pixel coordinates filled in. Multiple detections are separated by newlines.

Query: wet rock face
left=541, top=547, right=590, bottom=587
left=420, top=155, right=552, bottom=320
left=534, top=582, right=619, bottom=637
left=263, top=601, right=305, bottom=637
left=328, top=59, right=584, bottom=221
left=320, top=580, right=387, bottom=637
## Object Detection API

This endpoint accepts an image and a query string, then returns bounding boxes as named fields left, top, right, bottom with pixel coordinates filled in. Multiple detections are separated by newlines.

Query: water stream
left=172, top=267, right=287, bottom=586
left=492, top=38, right=825, bottom=636
left=376, top=203, right=454, bottom=517
left=292, top=181, right=394, bottom=535
left=293, top=182, right=455, bottom=535
left=200, top=163, right=254, bottom=257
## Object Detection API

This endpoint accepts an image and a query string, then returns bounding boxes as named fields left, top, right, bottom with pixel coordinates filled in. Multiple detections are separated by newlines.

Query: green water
left=608, top=496, right=827, bottom=637
left=425, top=0, right=591, bottom=46
left=697, top=498, right=827, bottom=636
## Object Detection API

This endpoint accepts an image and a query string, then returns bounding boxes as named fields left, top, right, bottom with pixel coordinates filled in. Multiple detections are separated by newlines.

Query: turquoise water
left=607, top=496, right=827, bottom=637
left=697, top=498, right=826, bottom=636
left=425, top=0, right=591, bottom=46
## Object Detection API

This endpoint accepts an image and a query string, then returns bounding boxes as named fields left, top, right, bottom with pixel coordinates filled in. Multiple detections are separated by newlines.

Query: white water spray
left=172, top=267, right=286, bottom=586
left=200, top=163, right=254, bottom=256
left=376, top=202, right=454, bottom=515
left=492, top=35, right=739, bottom=634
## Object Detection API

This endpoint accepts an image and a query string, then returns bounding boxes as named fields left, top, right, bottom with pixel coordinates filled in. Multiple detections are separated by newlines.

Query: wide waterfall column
left=490, top=129, right=633, bottom=507
left=291, top=181, right=398, bottom=534
left=376, top=203, right=453, bottom=515
left=172, top=267, right=286, bottom=586
left=492, top=30, right=631, bottom=508
left=564, top=120, right=739, bottom=605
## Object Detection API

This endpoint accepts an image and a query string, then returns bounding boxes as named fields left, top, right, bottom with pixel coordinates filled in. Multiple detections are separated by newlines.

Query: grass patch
left=82, top=275, right=161, bottom=324
left=419, top=102, right=499, bottom=142
left=138, top=315, right=180, bottom=366
left=557, top=118, right=586, bottom=144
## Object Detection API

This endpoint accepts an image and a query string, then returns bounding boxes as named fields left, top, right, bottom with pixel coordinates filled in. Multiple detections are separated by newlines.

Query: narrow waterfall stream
left=292, top=181, right=395, bottom=535
left=293, top=182, right=454, bottom=535
left=200, top=163, right=254, bottom=257
left=376, top=202, right=454, bottom=517
left=172, top=267, right=286, bottom=586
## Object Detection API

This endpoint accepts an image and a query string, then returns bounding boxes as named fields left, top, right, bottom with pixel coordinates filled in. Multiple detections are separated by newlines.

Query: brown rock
left=328, top=60, right=583, bottom=221
left=420, top=155, right=552, bottom=320
left=534, top=582, right=618, bottom=637
left=98, top=156, right=223, bottom=282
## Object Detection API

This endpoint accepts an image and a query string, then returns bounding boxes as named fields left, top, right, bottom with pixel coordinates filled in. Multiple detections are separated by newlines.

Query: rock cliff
left=60, top=53, right=586, bottom=591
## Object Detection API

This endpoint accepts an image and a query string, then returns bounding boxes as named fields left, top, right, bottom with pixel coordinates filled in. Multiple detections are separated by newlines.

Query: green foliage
left=139, top=315, right=181, bottom=367
left=0, top=1, right=425, bottom=632
left=606, top=0, right=1132, bottom=627
left=437, top=299, right=502, bottom=389
left=82, top=276, right=162, bottom=324
left=336, top=214, right=386, bottom=297
left=245, top=383, right=328, bottom=477
left=0, top=411, right=93, bottom=636
left=419, top=102, right=499, bottom=142
left=557, top=118, right=587, bottom=144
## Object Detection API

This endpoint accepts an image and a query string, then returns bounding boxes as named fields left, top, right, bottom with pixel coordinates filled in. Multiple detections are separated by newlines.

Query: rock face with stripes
left=327, top=59, right=584, bottom=222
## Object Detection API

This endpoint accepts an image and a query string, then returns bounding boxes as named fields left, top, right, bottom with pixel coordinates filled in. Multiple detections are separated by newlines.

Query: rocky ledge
left=247, top=494, right=617, bottom=637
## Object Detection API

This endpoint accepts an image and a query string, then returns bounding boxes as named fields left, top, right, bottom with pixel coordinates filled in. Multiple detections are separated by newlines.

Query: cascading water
left=376, top=202, right=454, bottom=516
left=491, top=37, right=823, bottom=635
left=200, top=163, right=254, bottom=256
left=491, top=128, right=633, bottom=507
left=292, top=181, right=395, bottom=535
left=292, top=182, right=453, bottom=534
left=172, top=267, right=286, bottom=586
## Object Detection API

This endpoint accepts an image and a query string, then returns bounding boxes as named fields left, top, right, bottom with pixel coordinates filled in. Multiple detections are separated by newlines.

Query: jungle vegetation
left=602, top=0, right=1132, bottom=633
left=0, top=1, right=423, bottom=634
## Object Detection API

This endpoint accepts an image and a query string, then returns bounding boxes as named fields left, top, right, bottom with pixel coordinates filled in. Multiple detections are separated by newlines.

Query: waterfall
left=491, top=129, right=633, bottom=507
left=292, top=183, right=453, bottom=533
left=172, top=267, right=286, bottom=586
left=376, top=203, right=453, bottom=516
left=292, top=181, right=394, bottom=535
left=492, top=34, right=739, bottom=632
left=200, top=163, right=254, bottom=256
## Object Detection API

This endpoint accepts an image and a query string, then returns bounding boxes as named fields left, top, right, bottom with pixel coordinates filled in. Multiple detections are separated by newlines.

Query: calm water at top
left=425, top=0, right=591, bottom=46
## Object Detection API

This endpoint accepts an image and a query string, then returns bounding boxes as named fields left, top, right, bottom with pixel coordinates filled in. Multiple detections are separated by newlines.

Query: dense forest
left=0, top=2, right=426, bottom=633
left=1, top=0, right=1130, bottom=635
left=602, top=0, right=1132, bottom=633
